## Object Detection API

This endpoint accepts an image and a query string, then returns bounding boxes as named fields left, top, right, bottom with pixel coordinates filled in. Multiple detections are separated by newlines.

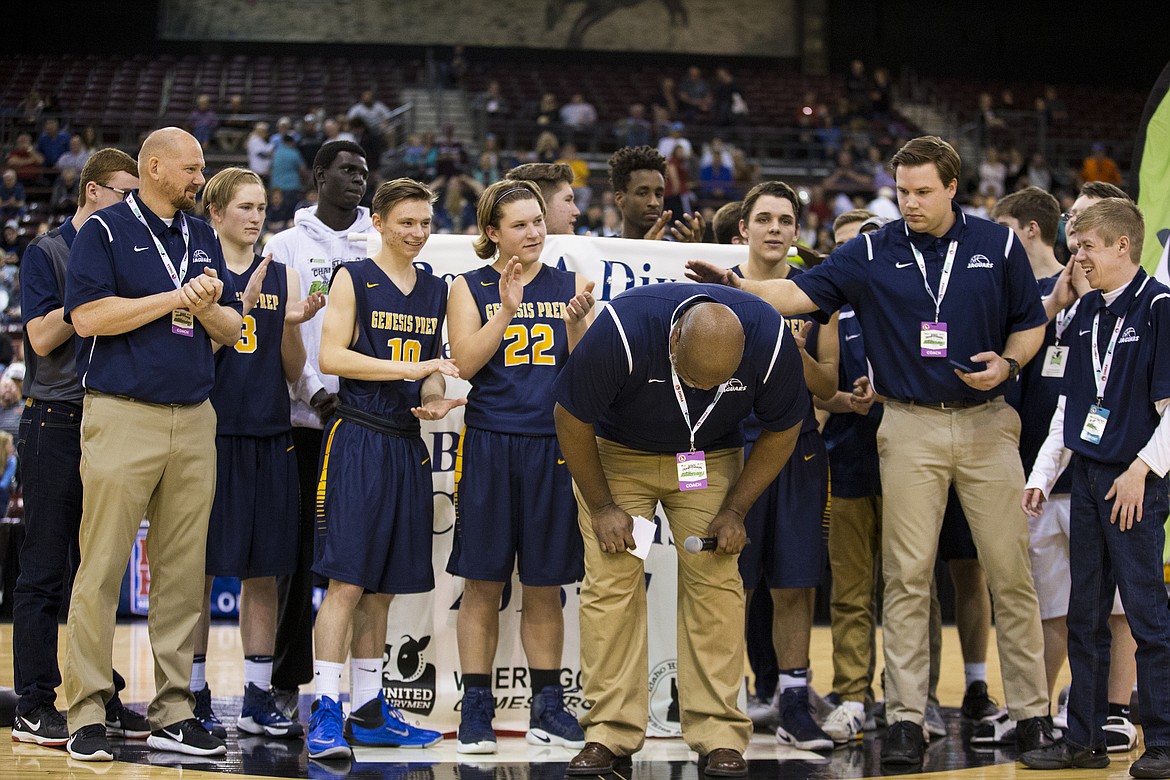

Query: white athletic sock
left=244, top=655, right=273, bottom=691
left=351, top=658, right=383, bottom=710
left=965, top=662, right=987, bottom=688
left=190, top=656, right=207, bottom=693
left=778, top=668, right=809, bottom=694
left=313, top=660, right=344, bottom=703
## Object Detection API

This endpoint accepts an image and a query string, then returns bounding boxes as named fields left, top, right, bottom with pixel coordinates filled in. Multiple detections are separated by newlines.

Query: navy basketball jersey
left=462, top=263, right=577, bottom=435
left=733, top=264, right=819, bottom=441
left=212, top=256, right=290, bottom=436
left=338, top=258, right=447, bottom=430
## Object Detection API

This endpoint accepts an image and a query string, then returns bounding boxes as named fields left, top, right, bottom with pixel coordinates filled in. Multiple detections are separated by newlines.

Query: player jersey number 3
left=234, top=314, right=258, bottom=354
left=503, top=323, right=555, bottom=366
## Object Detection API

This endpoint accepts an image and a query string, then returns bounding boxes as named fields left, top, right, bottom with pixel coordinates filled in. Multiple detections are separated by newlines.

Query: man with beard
left=62, top=128, right=243, bottom=761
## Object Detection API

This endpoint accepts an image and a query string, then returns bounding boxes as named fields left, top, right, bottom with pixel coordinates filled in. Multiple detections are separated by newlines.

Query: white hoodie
left=266, top=205, right=375, bottom=429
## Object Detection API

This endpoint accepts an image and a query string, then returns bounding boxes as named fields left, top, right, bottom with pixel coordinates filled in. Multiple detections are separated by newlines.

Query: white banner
left=379, top=234, right=748, bottom=736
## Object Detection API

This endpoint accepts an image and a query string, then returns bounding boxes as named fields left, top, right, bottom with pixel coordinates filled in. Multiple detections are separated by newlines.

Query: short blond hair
left=1073, top=198, right=1144, bottom=263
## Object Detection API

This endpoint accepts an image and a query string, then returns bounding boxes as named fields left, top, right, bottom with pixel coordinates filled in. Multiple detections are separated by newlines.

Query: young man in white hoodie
left=262, top=141, right=374, bottom=718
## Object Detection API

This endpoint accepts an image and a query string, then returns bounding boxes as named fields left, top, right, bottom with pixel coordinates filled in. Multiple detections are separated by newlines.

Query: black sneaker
left=13, top=703, right=68, bottom=746
left=961, top=681, right=999, bottom=720
left=1018, top=738, right=1109, bottom=769
left=1131, top=746, right=1170, bottom=779
left=68, top=724, right=114, bottom=762
left=1016, top=716, right=1056, bottom=753
left=880, top=721, right=925, bottom=765
left=146, top=718, right=227, bottom=757
left=105, top=697, right=152, bottom=739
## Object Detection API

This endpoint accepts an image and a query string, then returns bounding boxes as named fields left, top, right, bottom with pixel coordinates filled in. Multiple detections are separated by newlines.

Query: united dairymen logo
left=1119, top=327, right=1140, bottom=344
left=647, top=659, right=681, bottom=734
left=967, top=254, right=994, bottom=269
left=191, top=249, right=211, bottom=263
left=383, top=635, right=437, bottom=715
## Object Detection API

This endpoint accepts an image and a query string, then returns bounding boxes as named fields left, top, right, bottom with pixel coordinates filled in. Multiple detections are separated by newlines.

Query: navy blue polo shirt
left=553, top=282, right=809, bottom=453
left=1061, top=269, right=1170, bottom=466
left=65, top=193, right=240, bottom=405
left=793, top=204, right=1047, bottom=403
left=1006, top=273, right=1072, bottom=494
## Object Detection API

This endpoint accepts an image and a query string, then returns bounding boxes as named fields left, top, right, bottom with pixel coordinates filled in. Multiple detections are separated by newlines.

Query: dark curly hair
left=607, top=145, right=667, bottom=194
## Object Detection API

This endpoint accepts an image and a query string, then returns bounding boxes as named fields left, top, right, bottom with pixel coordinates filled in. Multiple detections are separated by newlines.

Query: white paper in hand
left=627, top=515, right=657, bottom=560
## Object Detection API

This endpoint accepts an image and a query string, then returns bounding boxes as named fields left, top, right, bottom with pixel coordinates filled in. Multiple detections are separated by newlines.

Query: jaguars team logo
left=647, top=659, right=681, bottom=735
left=383, top=635, right=437, bottom=715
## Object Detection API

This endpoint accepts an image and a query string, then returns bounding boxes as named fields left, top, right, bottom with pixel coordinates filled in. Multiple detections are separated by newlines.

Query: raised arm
left=447, top=257, right=523, bottom=379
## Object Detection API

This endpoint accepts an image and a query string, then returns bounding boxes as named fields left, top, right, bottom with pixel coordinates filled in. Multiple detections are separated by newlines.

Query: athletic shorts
left=739, top=429, right=828, bottom=589
left=313, top=418, right=435, bottom=594
left=938, top=486, right=979, bottom=561
left=447, top=427, right=582, bottom=586
left=207, top=432, right=298, bottom=578
left=1028, top=494, right=1123, bottom=619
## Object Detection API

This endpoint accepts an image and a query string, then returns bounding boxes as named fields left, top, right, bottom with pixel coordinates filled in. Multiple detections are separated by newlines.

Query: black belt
left=336, top=403, right=420, bottom=438
left=903, top=399, right=992, bottom=411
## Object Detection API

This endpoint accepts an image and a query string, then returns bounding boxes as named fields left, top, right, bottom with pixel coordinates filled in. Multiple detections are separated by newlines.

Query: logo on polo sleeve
left=1119, top=327, right=1140, bottom=344
left=192, top=249, right=211, bottom=263
left=966, top=254, right=994, bottom=269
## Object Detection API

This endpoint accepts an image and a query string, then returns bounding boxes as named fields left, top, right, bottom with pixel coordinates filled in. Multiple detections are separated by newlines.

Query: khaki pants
left=877, top=399, right=1048, bottom=725
left=65, top=393, right=217, bottom=730
left=828, top=494, right=881, bottom=702
left=575, top=440, right=751, bottom=756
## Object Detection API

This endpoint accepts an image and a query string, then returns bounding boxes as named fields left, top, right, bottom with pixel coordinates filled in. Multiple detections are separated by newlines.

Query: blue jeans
left=1067, top=454, right=1170, bottom=749
left=12, top=399, right=125, bottom=714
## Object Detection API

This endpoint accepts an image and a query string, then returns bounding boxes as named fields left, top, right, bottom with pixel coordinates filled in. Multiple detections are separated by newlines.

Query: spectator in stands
left=7, top=133, right=45, bottom=183
left=79, top=126, right=98, bottom=152
left=822, top=149, right=872, bottom=193
left=347, top=89, right=393, bottom=134
left=815, top=114, right=843, bottom=160
left=1042, top=86, right=1068, bottom=125
left=863, top=145, right=895, bottom=190
left=434, top=126, right=467, bottom=177
left=1027, top=151, right=1053, bottom=192
left=265, top=187, right=295, bottom=234
left=663, top=145, right=693, bottom=218
left=0, top=169, right=26, bottom=223
left=473, top=151, right=502, bottom=187
left=979, top=147, right=1007, bottom=199
left=50, top=166, right=80, bottom=216
left=347, top=117, right=384, bottom=175
left=556, top=142, right=592, bottom=212
left=732, top=148, right=758, bottom=194
left=247, top=122, right=274, bottom=180
left=535, top=131, right=560, bottom=165
left=649, top=77, right=678, bottom=119
left=0, top=375, right=22, bottom=438
left=269, top=117, right=298, bottom=147
left=607, top=145, right=704, bottom=241
left=869, top=67, right=893, bottom=121
left=472, top=80, right=509, bottom=125
left=676, top=65, right=713, bottom=122
left=976, top=92, right=1008, bottom=143
left=560, top=93, right=598, bottom=131
left=536, top=92, right=560, bottom=127
left=866, top=185, right=901, bottom=221
left=55, top=135, right=90, bottom=174
left=37, top=118, right=71, bottom=169
left=298, top=114, right=325, bottom=168
left=1080, top=143, right=1122, bottom=188
left=845, top=60, right=871, bottom=116
left=270, top=135, right=307, bottom=201
left=188, top=94, right=219, bottom=150
left=0, top=221, right=23, bottom=263
left=17, top=90, right=44, bottom=131
left=613, top=103, right=653, bottom=148
left=657, top=122, right=692, bottom=162
left=321, top=118, right=344, bottom=146
left=443, top=45, right=468, bottom=87
left=698, top=141, right=735, bottom=200
left=214, top=95, right=250, bottom=151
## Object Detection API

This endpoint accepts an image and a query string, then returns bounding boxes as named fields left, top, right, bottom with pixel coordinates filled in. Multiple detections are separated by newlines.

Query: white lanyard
left=127, top=193, right=189, bottom=290
left=1054, top=299, right=1080, bottom=342
left=1090, top=308, right=1125, bottom=402
left=670, top=365, right=727, bottom=453
left=909, top=239, right=958, bottom=323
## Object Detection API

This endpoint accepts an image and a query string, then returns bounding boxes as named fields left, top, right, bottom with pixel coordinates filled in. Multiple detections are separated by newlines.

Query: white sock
left=190, top=656, right=207, bottom=693
left=313, top=660, right=344, bottom=703
left=964, top=662, right=987, bottom=688
left=778, top=668, right=809, bottom=694
left=244, top=655, right=273, bottom=691
left=351, top=658, right=383, bottom=710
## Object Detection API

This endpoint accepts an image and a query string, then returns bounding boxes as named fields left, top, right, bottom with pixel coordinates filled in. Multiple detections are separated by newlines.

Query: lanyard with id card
left=671, top=364, right=727, bottom=491
left=1081, top=307, right=1125, bottom=444
left=1042, top=300, right=1080, bottom=378
left=910, top=239, right=958, bottom=358
left=127, top=193, right=194, bottom=337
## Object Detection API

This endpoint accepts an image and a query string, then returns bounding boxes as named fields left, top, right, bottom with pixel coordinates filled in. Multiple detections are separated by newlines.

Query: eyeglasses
left=98, top=183, right=130, bottom=200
